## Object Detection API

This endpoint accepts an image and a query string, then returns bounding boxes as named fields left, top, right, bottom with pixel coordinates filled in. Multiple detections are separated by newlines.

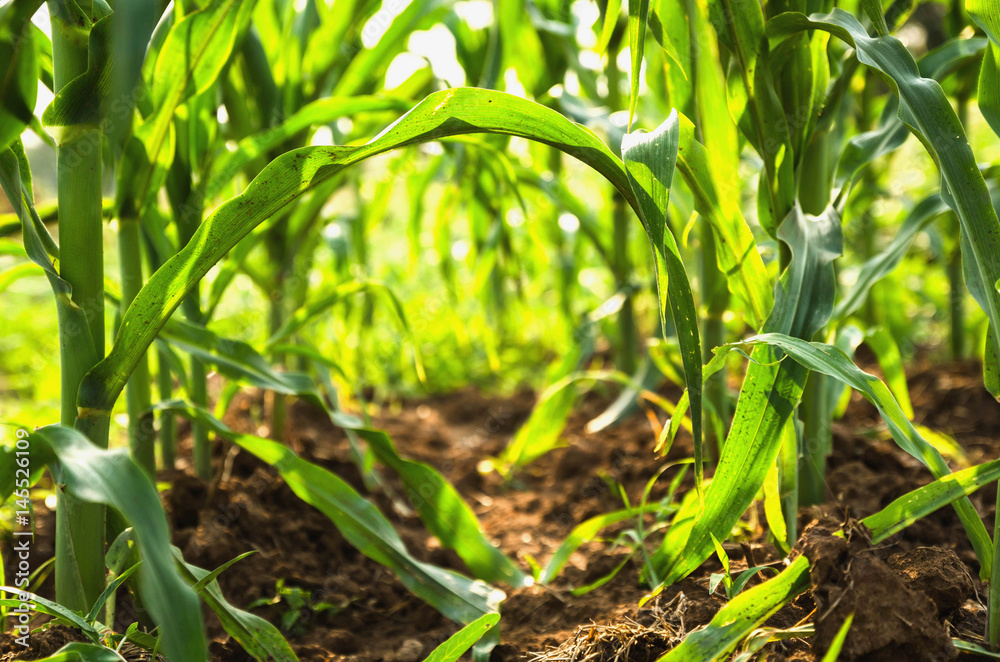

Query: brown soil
left=3, top=359, right=1000, bottom=661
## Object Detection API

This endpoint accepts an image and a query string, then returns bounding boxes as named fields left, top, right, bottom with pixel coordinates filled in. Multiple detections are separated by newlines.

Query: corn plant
left=2, top=0, right=1000, bottom=659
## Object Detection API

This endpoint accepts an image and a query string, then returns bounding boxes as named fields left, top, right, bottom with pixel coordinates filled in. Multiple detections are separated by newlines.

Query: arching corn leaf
left=621, top=112, right=702, bottom=485
left=79, top=88, right=697, bottom=460
left=28, top=426, right=206, bottom=662
left=202, top=95, right=411, bottom=199
left=768, top=9, right=1000, bottom=404
left=833, top=194, right=949, bottom=321
left=31, top=643, right=126, bottom=662
left=422, top=613, right=500, bottom=662
left=863, top=457, right=1000, bottom=543
left=740, top=332, right=994, bottom=576
left=675, top=112, right=771, bottom=327
left=359, top=429, right=529, bottom=587
left=652, top=205, right=842, bottom=586
left=660, top=555, right=811, bottom=660
left=154, top=402, right=505, bottom=625
left=174, top=552, right=298, bottom=662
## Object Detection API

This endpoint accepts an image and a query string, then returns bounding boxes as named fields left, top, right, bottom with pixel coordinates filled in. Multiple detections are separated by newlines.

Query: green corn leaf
left=0, top=261, right=43, bottom=294
left=821, top=614, right=854, bottom=662
left=863, top=326, right=913, bottom=419
left=0, top=142, right=99, bottom=427
left=158, top=317, right=324, bottom=397
left=154, top=402, right=505, bottom=626
left=41, top=13, right=114, bottom=131
left=28, top=425, right=207, bottom=662
left=263, top=278, right=425, bottom=381
left=627, top=0, right=650, bottom=128
left=652, top=205, right=841, bottom=586
left=117, top=0, right=253, bottom=217
left=157, top=320, right=519, bottom=587
left=499, top=337, right=594, bottom=470
left=768, top=9, right=1000, bottom=400
left=0, top=588, right=100, bottom=640
left=913, top=424, right=970, bottom=467
left=174, top=552, right=298, bottom=662
left=979, top=43, right=1000, bottom=138
left=620, top=112, right=703, bottom=489
left=739, top=332, right=994, bottom=576
left=919, top=37, right=988, bottom=80
left=203, top=95, right=411, bottom=199
left=150, top=0, right=251, bottom=113
left=763, top=462, right=790, bottom=554
left=598, top=0, right=623, bottom=53
left=0, top=0, right=40, bottom=152
left=833, top=194, right=949, bottom=321
left=831, top=97, right=909, bottom=206
left=85, top=562, right=141, bottom=623
left=709, top=0, right=793, bottom=238
left=0, top=433, right=54, bottom=504
left=31, top=643, right=126, bottom=662
left=659, top=555, right=811, bottom=660
left=359, top=429, right=529, bottom=587
left=154, top=316, right=381, bottom=433
left=675, top=112, right=771, bottom=326
left=954, top=639, right=1000, bottom=658
left=539, top=503, right=667, bottom=585
left=422, top=613, right=500, bottom=662
left=189, top=550, right=256, bottom=593
left=862, top=0, right=889, bottom=36
left=862, top=457, right=1000, bottom=544
left=967, top=0, right=1000, bottom=137
left=986, top=326, right=999, bottom=400
left=78, top=88, right=691, bottom=435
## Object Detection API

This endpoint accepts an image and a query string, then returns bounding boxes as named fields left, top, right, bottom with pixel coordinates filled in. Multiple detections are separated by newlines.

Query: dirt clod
left=888, top=547, right=975, bottom=618
left=0, top=625, right=86, bottom=661
left=801, top=522, right=956, bottom=661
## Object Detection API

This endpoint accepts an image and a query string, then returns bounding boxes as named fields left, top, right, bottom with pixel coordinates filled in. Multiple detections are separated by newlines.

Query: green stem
left=188, top=351, right=211, bottom=479
left=119, top=216, right=155, bottom=474
left=796, top=129, right=833, bottom=506
left=613, top=199, right=639, bottom=375
left=141, top=224, right=177, bottom=468
left=269, top=293, right=286, bottom=440
left=797, top=371, right=830, bottom=505
left=178, top=211, right=210, bottom=479
left=991, top=487, right=1000, bottom=643
left=157, top=349, right=177, bottom=468
left=605, top=26, right=638, bottom=374
left=700, top=227, right=729, bottom=459
left=49, top=0, right=107, bottom=614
